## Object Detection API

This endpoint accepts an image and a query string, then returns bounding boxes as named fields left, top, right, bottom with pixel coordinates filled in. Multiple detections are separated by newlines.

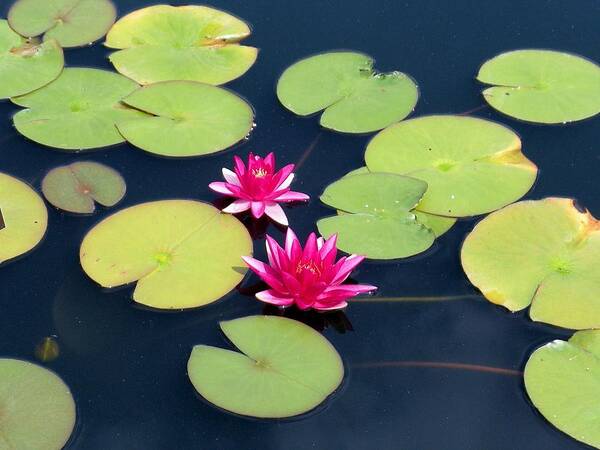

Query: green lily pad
left=188, top=315, right=344, bottom=418
left=8, top=0, right=116, bottom=48
left=461, top=197, right=600, bottom=329
left=42, top=161, right=126, bottom=214
left=365, top=115, right=537, bottom=217
left=525, top=330, right=600, bottom=448
left=0, top=20, right=63, bottom=99
left=80, top=200, right=252, bottom=309
left=478, top=49, right=600, bottom=124
left=317, top=173, right=435, bottom=259
left=276, top=51, right=418, bottom=133
left=0, top=172, right=47, bottom=265
left=12, top=67, right=144, bottom=150
left=116, top=81, right=254, bottom=157
left=105, top=5, right=257, bottom=85
left=0, top=358, right=75, bottom=449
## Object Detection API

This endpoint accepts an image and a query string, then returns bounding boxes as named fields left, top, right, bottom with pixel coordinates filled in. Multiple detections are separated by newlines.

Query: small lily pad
left=42, top=161, right=126, bottom=214
left=80, top=200, right=252, bottom=309
left=12, top=67, right=144, bottom=150
left=8, top=0, right=116, bottom=48
left=105, top=5, right=257, bottom=85
left=0, top=172, right=47, bottom=265
left=525, top=330, right=600, bottom=448
left=116, top=81, right=254, bottom=157
left=365, top=115, right=537, bottom=217
left=0, top=20, right=63, bottom=99
left=461, top=198, right=600, bottom=329
left=277, top=51, right=418, bottom=133
left=317, top=173, right=435, bottom=259
left=0, top=358, right=75, bottom=449
left=478, top=49, right=600, bottom=124
left=188, top=315, right=344, bottom=418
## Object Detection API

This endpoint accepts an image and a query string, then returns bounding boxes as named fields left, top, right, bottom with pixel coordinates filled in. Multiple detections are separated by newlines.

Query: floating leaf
left=478, top=49, right=600, bottom=124
left=0, top=20, right=63, bottom=99
left=277, top=51, right=418, bottom=133
left=0, top=172, right=47, bottom=265
left=80, top=200, right=252, bottom=309
left=8, top=0, right=116, bottom=48
left=461, top=198, right=600, bottom=329
left=12, top=67, right=144, bottom=150
left=188, top=315, right=344, bottom=418
left=105, top=5, right=257, bottom=85
left=0, top=358, right=75, bottom=449
left=116, top=81, right=254, bottom=157
left=317, top=173, right=435, bottom=259
left=42, top=161, right=126, bottom=214
left=525, top=330, right=600, bottom=448
left=365, top=115, right=537, bottom=217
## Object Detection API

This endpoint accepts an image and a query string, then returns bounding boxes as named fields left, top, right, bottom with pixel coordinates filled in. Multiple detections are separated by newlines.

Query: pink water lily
left=209, top=152, right=309, bottom=226
left=242, top=229, right=377, bottom=311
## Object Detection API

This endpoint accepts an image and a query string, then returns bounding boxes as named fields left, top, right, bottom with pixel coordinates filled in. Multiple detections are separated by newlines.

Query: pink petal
left=322, top=284, right=377, bottom=297
left=241, top=256, right=286, bottom=292
left=285, top=228, right=299, bottom=257
left=273, top=164, right=295, bottom=188
left=332, top=254, right=365, bottom=284
left=264, top=202, right=288, bottom=226
left=255, top=290, right=294, bottom=307
left=264, top=153, right=275, bottom=171
left=277, top=173, right=295, bottom=190
left=234, top=156, right=246, bottom=176
left=274, top=191, right=310, bottom=202
left=313, top=301, right=348, bottom=311
left=222, top=168, right=241, bottom=186
left=251, top=201, right=266, bottom=218
left=303, top=233, right=318, bottom=261
left=222, top=199, right=251, bottom=214
left=319, top=234, right=338, bottom=261
left=209, top=182, right=235, bottom=196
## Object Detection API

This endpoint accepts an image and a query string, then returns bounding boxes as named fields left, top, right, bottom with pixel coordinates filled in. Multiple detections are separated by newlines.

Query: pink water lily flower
left=209, top=152, right=309, bottom=226
left=242, top=229, right=377, bottom=311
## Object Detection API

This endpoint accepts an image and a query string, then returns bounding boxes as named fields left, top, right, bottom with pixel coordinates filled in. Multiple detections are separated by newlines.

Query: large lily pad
left=8, top=0, right=116, bottom=48
left=0, top=172, right=47, bottom=265
left=0, top=20, right=63, bottom=99
left=188, top=315, right=344, bottom=418
left=42, top=161, right=126, bottom=214
left=116, top=81, right=254, bottom=157
left=525, top=330, right=600, bottom=448
left=105, top=5, right=257, bottom=85
left=365, top=115, right=537, bottom=217
left=461, top=198, right=600, bottom=329
left=12, top=67, right=144, bottom=150
left=0, top=358, right=76, bottom=449
left=80, top=200, right=252, bottom=309
left=277, top=51, right=418, bottom=133
left=478, top=49, right=600, bottom=124
left=317, top=173, right=435, bottom=259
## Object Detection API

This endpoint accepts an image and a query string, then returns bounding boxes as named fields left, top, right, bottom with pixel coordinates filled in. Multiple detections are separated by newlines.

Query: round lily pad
left=80, top=200, right=252, bottom=309
left=0, top=20, right=63, bottom=99
left=188, top=315, right=344, bottom=418
left=478, top=49, right=600, bottom=124
left=525, top=330, right=600, bottom=448
left=12, top=67, right=144, bottom=151
left=42, top=161, right=126, bottom=214
left=317, top=173, right=435, bottom=259
left=365, top=115, right=537, bottom=217
left=0, top=172, right=47, bottom=265
left=105, top=5, right=257, bottom=85
left=8, top=0, right=116, bottom=48
left=116, top=81, right=254, bottom=157
left=461, top=197, right=600, bottom=329
left=277, top=51, right=418, bottom=133
left=0, top=358, right=75, bottom=449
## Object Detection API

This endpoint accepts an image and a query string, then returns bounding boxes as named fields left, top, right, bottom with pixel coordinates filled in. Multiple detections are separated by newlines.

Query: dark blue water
left=1, top=0, right=599, bottom=448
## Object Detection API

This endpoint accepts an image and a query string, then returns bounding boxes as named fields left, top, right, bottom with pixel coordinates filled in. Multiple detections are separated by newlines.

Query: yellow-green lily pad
left=0, top=172, right=47, bottom=265
left=8, top=0, right=116, bottom=48
left=277, top=51, right=418, bottom=133
left=42, top=161, right=126, bottom=214
left=478, top=49, right=600, bottom=124
left=105, top=5, right=257, bottom=85
left=365, top=115, right=537, bottom=217
left=80, top=200, right=252, bottom=309
left=525, top=330, right=600, bottom=448
left=116, top=81, right=254, bottom=157
left=461, top=198, right=600, bottom=329
left=12, top=67, right=144, bottom=150
left=0, top=358, right=76, bottom=449
left=188, top=315, right=344, bottom=418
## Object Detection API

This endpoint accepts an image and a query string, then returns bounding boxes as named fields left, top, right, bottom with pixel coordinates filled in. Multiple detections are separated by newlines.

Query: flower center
left=296, top=261, right=321, bottom=276
left=252, top=168, right=268, bottom=178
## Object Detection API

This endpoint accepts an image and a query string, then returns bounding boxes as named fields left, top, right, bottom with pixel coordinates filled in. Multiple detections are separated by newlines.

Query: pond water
left=1, top=0, right=599, bottom=448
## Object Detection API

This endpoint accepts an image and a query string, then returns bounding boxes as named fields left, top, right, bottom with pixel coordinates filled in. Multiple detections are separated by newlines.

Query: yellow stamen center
left=296, top=261, right=321, bottom=276
left=252, top=168, right=268, bottom=178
